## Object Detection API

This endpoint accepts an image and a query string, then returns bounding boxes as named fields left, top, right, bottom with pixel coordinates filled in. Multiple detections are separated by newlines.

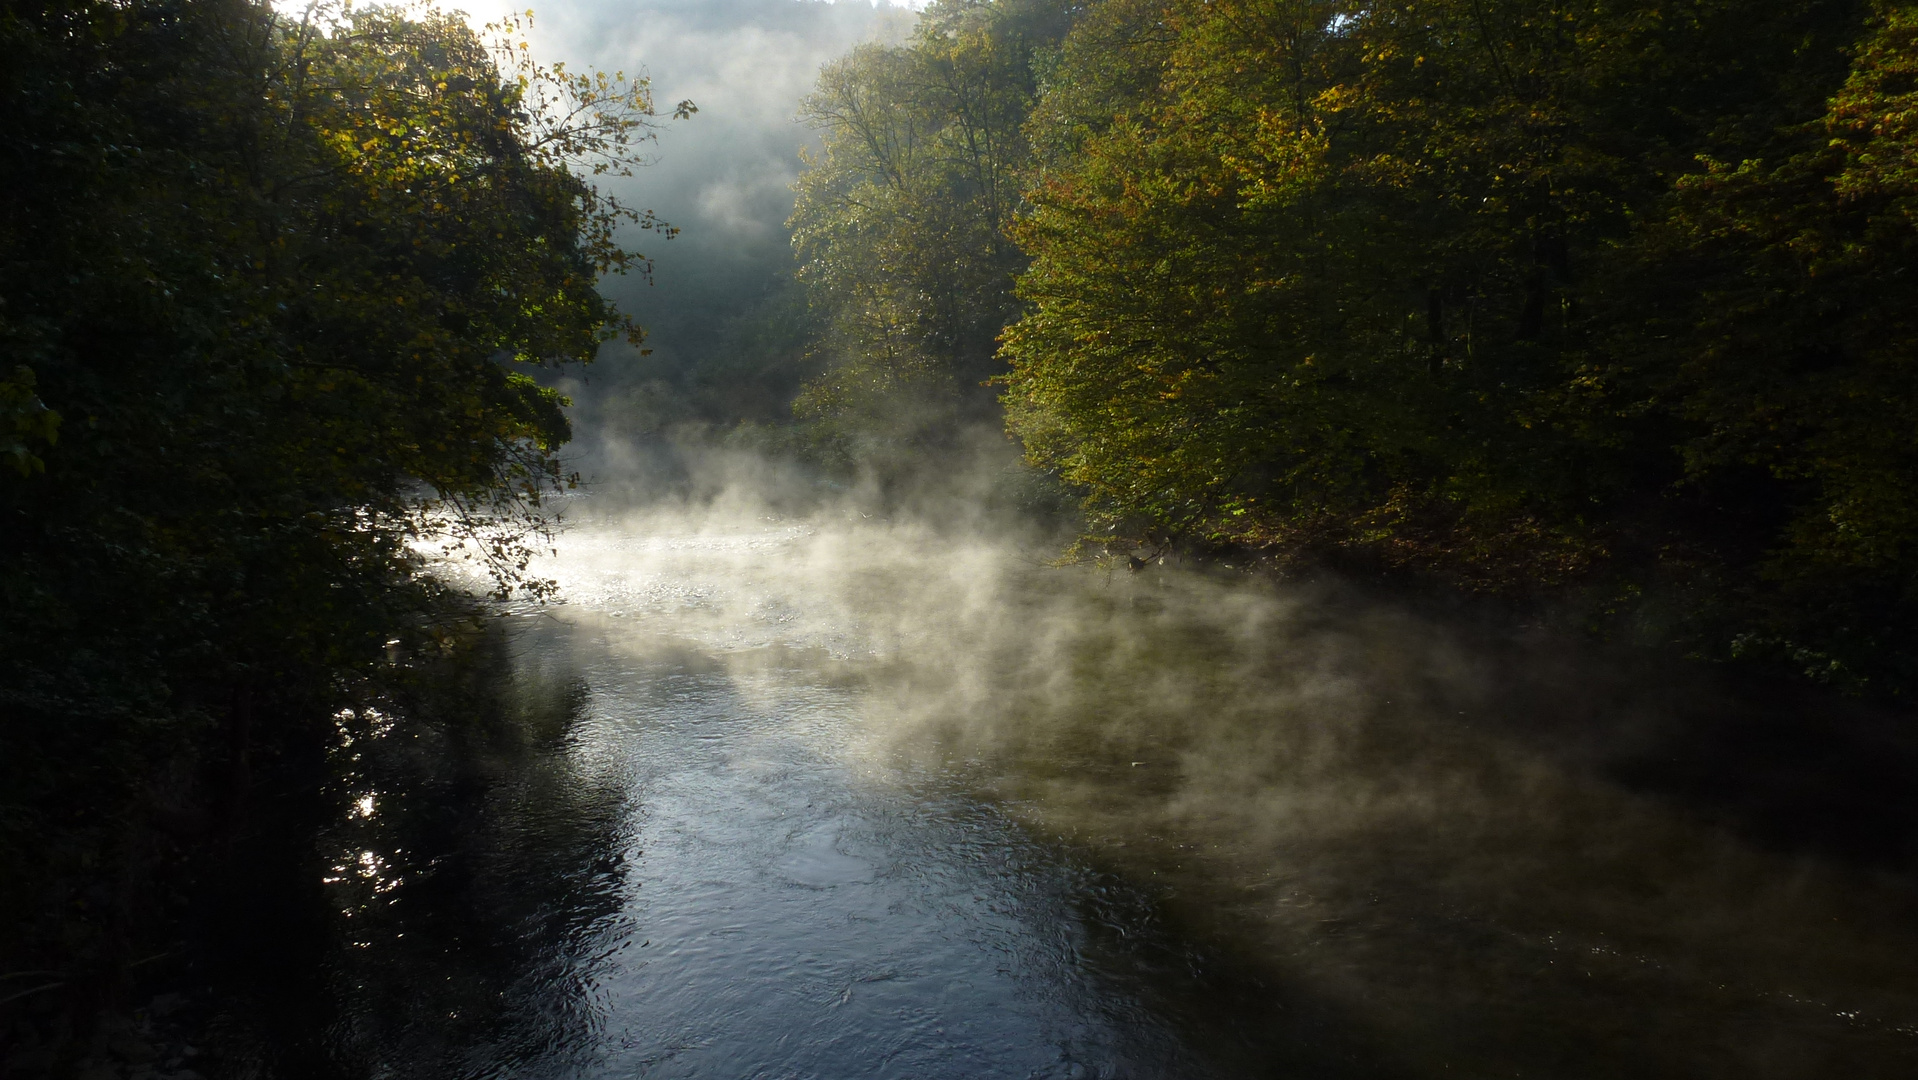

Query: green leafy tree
left=998, top=0, right=1918, bottom=693
left=1594, top=2, right=1918, bottom=687
left=0, top=0, right=678, bottom=1024
left=788, top=0, right=1069, bottom=469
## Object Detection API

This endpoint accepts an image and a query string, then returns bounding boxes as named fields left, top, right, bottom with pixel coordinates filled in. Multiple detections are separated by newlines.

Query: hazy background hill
left=455, top=0, right=919, bottom=484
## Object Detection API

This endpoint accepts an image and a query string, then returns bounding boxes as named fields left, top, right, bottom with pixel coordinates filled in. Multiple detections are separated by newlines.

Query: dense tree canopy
left=992, top=0, right=1918, bottom=693
left=0, top=0, right=668, bottom=1013
left=787, top=0, right=1069, bottom=466
left=781, top=0, right=1918, bottom=694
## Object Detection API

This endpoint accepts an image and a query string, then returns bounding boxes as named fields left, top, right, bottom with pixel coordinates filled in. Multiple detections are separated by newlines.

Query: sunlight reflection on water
left=307, top=496, right=1918, bottom=1079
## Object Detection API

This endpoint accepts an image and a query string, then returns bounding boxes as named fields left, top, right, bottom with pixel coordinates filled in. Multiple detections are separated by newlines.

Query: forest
left=782, top=0, right=1918, bottom=698
left=0, top=0, right=680, bottom=1055
left=5, top=0, right=1918, bottom=1071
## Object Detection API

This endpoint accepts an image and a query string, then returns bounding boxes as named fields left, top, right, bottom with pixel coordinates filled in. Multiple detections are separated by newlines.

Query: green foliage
left=596, top=275, right=829, bottom=441
left=1595, top=3, right=1918, bottom=687
left=788, top=0, right=1072, bottom=470
left=1, top=365, right=61, bottom=476
left=0, top=0, right=666, bottom=1014
left=997, top=0, right=1918, bottom=694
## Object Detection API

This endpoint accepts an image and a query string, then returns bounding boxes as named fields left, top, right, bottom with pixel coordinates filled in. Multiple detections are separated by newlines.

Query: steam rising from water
left=475, top=463, right=1918, bottom=1077
left=238, top=3, right=1912, bottom=1072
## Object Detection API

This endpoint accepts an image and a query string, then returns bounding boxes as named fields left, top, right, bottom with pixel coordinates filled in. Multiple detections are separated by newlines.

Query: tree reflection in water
left=209, top=627, right=627, bottom=1079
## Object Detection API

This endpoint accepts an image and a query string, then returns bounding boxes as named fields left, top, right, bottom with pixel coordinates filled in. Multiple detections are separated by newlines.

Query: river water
left=248, top=498, right=1918, bottom=1078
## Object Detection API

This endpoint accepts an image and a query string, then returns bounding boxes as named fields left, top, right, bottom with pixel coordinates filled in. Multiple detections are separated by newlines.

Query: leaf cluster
left=998, top=0, right=1918, bottom=694
left=786, top=0, right=1074, bottom=472
left=0, top=0, right=664, bottom=1023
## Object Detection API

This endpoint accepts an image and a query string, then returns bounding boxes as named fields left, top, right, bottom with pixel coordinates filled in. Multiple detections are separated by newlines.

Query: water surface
left=278, top=503, right=1918, bottom=1078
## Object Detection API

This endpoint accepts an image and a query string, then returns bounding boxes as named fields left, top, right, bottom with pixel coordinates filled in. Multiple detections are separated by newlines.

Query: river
left=222, top=495, right=1918, bottom=1078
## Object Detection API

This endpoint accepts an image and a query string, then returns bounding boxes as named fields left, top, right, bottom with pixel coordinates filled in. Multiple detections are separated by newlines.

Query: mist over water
left=242, top=4, right=1918, bottom=1075
left=18, top=2, right=1916, bottom=1077
left=299, top=466, right=1911, bottom=1079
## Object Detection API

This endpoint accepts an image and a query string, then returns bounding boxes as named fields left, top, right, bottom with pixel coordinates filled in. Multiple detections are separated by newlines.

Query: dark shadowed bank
left=0, top=0, right=674, bottom=1068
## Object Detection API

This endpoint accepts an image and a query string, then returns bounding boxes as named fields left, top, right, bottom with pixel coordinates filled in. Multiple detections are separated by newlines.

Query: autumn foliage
left=792, top=0, right=1918, bottom=695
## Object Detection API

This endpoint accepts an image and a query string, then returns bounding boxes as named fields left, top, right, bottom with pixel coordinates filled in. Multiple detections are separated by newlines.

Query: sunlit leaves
left=788, top=0, right=1069, bottom=458
left=998, top=0, right=1918, bottom=690
left=219, top=0, right=684, bottom=592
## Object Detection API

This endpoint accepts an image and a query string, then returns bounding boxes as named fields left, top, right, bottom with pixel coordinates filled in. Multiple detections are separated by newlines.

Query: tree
left=1595, top=2, right=1918, bottom=688
left=0, top=0, right=676, bottom=1026
left=998, top=0, right=1918, bottom=694
left=788, top=0, right=1070, bottom=471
